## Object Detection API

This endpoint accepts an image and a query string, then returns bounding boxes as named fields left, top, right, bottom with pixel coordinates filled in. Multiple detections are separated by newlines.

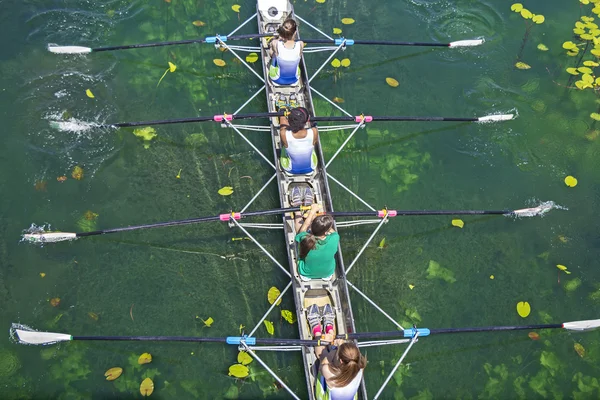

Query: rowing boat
left=256, top=1, right=365, bottom=398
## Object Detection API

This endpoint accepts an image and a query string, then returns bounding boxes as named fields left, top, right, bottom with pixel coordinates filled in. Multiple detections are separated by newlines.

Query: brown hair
left=288, top=107, right=309, bottom=132
left=329, top=342, right=367, bottom=387
left=299, top=214, right=334, bottom=259
left=277, top=18, right=297, bottom=41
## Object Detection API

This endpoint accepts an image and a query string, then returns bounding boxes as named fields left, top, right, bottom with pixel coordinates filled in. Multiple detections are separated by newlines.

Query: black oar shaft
left=71, top=335, right=322, bottom=346
left=109, top=112, right=281, bottom=128
left=429, top=324, right=563, bottom=335
left=93, top=39, right=206, bottom=52
left=327, top=210, right=509, bottom=217
left=302, top=38, right=450, bottom=47
left=312, top=116, right=477, bottom=122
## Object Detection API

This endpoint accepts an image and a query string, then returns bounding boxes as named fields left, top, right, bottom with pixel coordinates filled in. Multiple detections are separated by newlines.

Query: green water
left=1, top=0, right=600, bottom=398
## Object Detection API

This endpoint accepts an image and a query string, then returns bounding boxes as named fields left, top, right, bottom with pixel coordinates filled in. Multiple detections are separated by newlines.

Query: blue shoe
left=290, top=186, right=302, bottom=207
left=307, top=304, right=322, bottom=335
left=322, top=304, right=335, bottom=332
left=303, top=186, right=314, bottom=206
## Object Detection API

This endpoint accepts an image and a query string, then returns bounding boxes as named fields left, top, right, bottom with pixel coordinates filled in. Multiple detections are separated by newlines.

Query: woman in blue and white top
left=269, top=18, right=303, bottom=85
left=279, top=107, right=318, bottom=174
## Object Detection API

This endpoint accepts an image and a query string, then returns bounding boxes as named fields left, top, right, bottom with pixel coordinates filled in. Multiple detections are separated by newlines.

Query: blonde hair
left=277, top=18, right=297, bottom=41
left=329, top=342, right=367, bottom=387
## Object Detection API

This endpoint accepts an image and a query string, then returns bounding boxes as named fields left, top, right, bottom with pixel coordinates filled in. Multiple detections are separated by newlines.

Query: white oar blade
left=477, top=114, right=515, bottom=123
left=563, top=319, right=600, bottom=331
left=15, top=329, right=72, bottom=345
left=48, top=45, right=92, bottom=54
left=449, top=38, right=485, bottom=48
left=22, top=232, right=77, bottom=243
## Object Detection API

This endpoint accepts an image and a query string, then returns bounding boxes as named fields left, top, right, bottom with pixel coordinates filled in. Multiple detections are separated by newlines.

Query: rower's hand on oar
left=309, top=203, right=322, bottom=215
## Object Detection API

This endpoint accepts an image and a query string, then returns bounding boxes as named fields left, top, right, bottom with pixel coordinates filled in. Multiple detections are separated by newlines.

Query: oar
left=47, top=33, right=270, bottom=54
left=22, top=207, right=304, bottom=244
left=312, top=113, right=515, bottom=123
left=12, top=326, right=327, bottom=346
left=343, top=318, right=600, bottom=339
left=304, top=38, right=485, bottom=48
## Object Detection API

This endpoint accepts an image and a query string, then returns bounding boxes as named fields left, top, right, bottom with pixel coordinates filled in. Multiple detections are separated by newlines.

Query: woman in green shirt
left=295, top=204, right=340, bottom=280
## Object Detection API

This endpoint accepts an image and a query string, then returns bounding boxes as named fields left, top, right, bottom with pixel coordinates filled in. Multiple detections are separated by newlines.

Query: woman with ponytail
left=314, top=331, right=367, bottom=399
left=295, top=204, right=339, bottom=280
left=269, top=18, right=304, bottom=85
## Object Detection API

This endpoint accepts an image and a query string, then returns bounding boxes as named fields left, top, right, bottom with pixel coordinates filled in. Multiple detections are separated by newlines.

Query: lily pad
left=237, top=351, right=253, bottom=365
left=228, top=364, right=249, bottom=378
left=138, top=353, right=152, bottom=365
left=140, top=377, right=154, bottom=396
left=516, top=301, right=531, bottom=318
left=105, top=367, right=123, bottom=381
left=267, top=286, right=282, bottom=305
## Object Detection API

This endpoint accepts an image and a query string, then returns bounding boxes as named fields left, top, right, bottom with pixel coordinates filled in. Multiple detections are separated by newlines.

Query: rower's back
left=270, top=18, right=303, bottom=85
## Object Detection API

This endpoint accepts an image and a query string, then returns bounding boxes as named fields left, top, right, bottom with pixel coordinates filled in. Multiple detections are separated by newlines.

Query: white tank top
left=285, top=128, right=314, bottom=174
left=328, top=369, right=363, bottom=400
left=276, top=41, right=301, bottom=82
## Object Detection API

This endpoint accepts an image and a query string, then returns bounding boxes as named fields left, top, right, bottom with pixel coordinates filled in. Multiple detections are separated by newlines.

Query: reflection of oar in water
left=50, top=112, right=515, bottom=132
left=13, top=317, right=599, bottom=346
left=22, top=202, right=559, bottom=244
left=47, top=35, right=483, bottom=54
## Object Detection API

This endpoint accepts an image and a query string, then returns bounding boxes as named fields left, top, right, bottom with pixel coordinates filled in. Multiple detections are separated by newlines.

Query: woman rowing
left=279, top=107, right=318, bottom=176
left=269, top=18, right=303, bottom=86
left=295, top=204, right=339, bottom=281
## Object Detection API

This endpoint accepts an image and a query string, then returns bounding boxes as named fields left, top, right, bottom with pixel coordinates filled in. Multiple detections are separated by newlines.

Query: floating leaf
left=201, top=317, right=214, bottom=327
left=332, top=97, right=344, bottom=103
left=281, top=310, right=296, bottom=324
left=564, top=175, right=578, bottom=187
left=574, top=28, right=586, bottom=35
left=168, top=62, right=177, bottom=72
left=105, top=367, right=123, bottom=381
left=88, top=312, right=99, bottom=321
left=408, top=284, right=415, bottom=290
left=592, top=113, right=600, bottom=122
left=264, top=320, right=274, bottom=335
left=50, top=297, right=61, bottom=307
left=85, top=89, right=95, bottom=98
left=218, top=186, right=234, bottom=196
left=333, top=28, right=342, bottom=34
left=556, top=264, right=571, bottom=274
left=138, top=353, right=152, bottom=365
left=574, top=343, right=586, bottom=358
left=563, top=41, right=577, bottom=50
left=56, top=176, right=67, bottom=182
left=385, top=77, right=399, bottom=87
left=378, top=237, right=386, bottom=249
left=213, top=59, right=226, bottom=67
left=532, top=14, right=545, bottom=24
left=40, top=272, right=46, bottom=278
left=520, top=9, right=532, bottom=19
left=331, top=58, right=341, bottom=68
left=239, top=324, right=245, bottom=334
left=566, top=67, right=580, bottom=75
left=511, top=3, right=523, bottom=12
left=515, top=62, right=531, bottom=70
left=451, top=219, right=464, bottom=228
left=140, top=377, right=154, bottom=396
left=192, top=20, right=206, bottom=27
left=237, top=351, right=253, bottom=365
left=516, top=301, right=531, bottom=318
left=341, top=18, right=355, bottom=25
left=267, top=286, right=282, bottom=305
left=228, top=364, right=249, bottom=378
left=578, top=67, right=593, bottom=74
left=340, top=58, right=351, bottom=67
left=71, top=166, right=84, bottom=180
left=537, top=43, right=548, bottom=51
left=490, top=275, right=495, bottom=279
left=133, top=127, right=157, bottom=141
left=528, top=332, right=540, bottom=340
left=316, top=0, right=326, bottom=3
left=568, top=50, right=581, bottom=57
left=245, top=53, right=258, bottom=63
left=231, top=4, right=241, bottom=12
left=584, top=60, right=599, bottom=67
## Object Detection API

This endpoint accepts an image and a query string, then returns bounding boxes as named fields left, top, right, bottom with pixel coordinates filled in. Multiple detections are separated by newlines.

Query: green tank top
left=295, top=231, right=340, bottom=279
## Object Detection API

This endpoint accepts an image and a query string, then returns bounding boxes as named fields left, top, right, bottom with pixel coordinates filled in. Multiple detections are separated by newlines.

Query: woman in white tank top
left=279, top=107, right=318, bottom=174
left=269, top=18, right=304, bottom=85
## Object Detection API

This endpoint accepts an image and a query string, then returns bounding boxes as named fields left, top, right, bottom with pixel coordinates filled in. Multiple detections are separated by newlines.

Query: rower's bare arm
left=279, top=116, right=289, bottom=147
left=312, top=127, right=319, bottom=145
left=299, top=204, right=321, bottom=232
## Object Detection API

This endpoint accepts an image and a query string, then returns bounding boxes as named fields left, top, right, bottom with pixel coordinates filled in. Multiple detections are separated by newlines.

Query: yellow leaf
left=228, top=364, right=249, bottom=378
left=566, top=67, right=579, bottom=75
left=85, top=89, right=95, bottom=98
left=71, top=165, right=84, bottom=180
left=267, top=286, right=282, bottom=305
left=574, top=28, right=586, bottom=35
left=331, top=58, right=341, bottom=68
left=516, top=301, right=531, bottom=318
left=202, top=317, right=214, bottom=327
left=586, top=22, right=599, bottom=29
left=168, top=62, right=177, bottom=72
left=576, top=80, right=587, bottom=89
left=218, top=186, right=234, bottom=196
left=563, top=41, right=577, bottom=50
left=581, top=33, right=594, bottom=40
left=281, top=309, right=296, bottom=324
left=245, top=53, right=259, bottom=63
left=341, top=58, right=351, bottom=67
left=40, top=272, right=46, bottom=278
left=594, top=6, right=600, bottom=15
left=583, top=73, right=594, bottom=83
left=408, top=284, right=415, bottom=290
left=451, top=219, right=464, bottom=228
left=510, top=3, right=523, bottom=12
left=333, top=28, right=342, bottom=34
left=192, top=20, right=205, bottom=27
left=138, top=353, right=152, bottom=365
left=239, top=324, right=245, bottom=334
left=264, top=320, right=274, bottom=335
left=490, top=275, right=495, bottom=279
left=232, top=4, right=241, bottom=12
left=386, top=77, right=399, bottom=87
left=564, top=175, right=578, bottom=187
left=581, top=0, right=590, bottom=4
left=104, top=367, right=123, bottom=381
left=140, top=378, right=154, bottom=396
left=537, top=43, right=548, bottom=51
left=591, top=48, right=600, bottom=56
left=520, top=9, right=533, bottom=19
left=213, top=59, right=226, bottom=67
left=332, top=97, right=344, bottom=103
left=582, top=16, right=594, bottom=22
left=515, top=62, right=531, bottom=70
left=88, top=311, right=99, bottom=321
left=316, top=0, right=326, bottom=3
left=568, top=50, right=581, bottom=57
left=574, top=343, right=586, bottom=358
left=237, top=351, right=253, bottom=365
left=592, top=112, right=600, bottom=121
left=578, top=67, right=594, bottom=74
left=532, top=14, right=545, bottom=24
left=378, top=237, right=386, bottom=249
left=341, top=18, right=355, bottom=25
